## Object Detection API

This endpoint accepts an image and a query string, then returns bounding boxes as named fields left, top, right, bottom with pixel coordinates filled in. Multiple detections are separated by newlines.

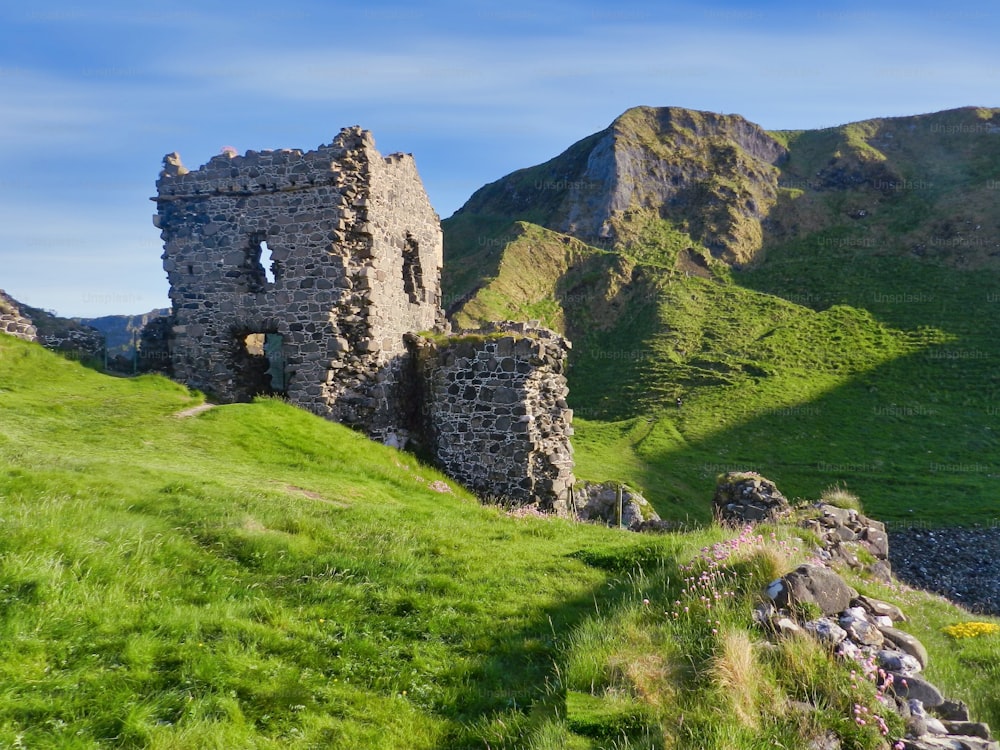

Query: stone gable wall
left=409, top=322, right=575, bottom=510
left=154, top=127, right=442, bottom=438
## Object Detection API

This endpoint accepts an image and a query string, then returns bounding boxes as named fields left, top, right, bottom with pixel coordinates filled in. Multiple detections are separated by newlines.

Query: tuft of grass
left=708, top=629, right=766, bottom=730
left=819, top=484, right=862, bottom=511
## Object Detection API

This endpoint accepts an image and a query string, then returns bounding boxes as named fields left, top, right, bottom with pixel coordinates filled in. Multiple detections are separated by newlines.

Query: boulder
left=880, top=626, right=930, bottom=669
left=572, top=482, right=660, bottom=530
left=713, top=471, right=791, bottom=524
left=942, top=723, right=994, bottom=741
left=877, top=649, right=922, bottom=674
left=768, top=564, right=857, bottom=616
left=803, top=617, right=847, bottom=646
left=839, top=611, right=884, bottom=647
left=890, top=673, right=945, bottom=707
left=936, top=701, right=972, bottom=722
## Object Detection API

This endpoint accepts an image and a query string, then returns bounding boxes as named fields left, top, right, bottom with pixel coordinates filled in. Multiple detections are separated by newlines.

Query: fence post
left=616, top=484, right=623, bottom=529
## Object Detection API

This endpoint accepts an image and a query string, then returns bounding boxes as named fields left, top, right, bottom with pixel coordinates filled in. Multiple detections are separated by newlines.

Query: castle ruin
left=153, top=127, right=574, bottom=509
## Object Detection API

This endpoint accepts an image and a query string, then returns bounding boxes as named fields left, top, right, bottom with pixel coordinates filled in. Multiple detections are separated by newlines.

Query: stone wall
left=409, top=322, right=575, bottom=510
left=154, top=127, right=443, bottom=439
left=0, top=290, right=38, bottom=342
left=154, top=128, right=579, bottom=507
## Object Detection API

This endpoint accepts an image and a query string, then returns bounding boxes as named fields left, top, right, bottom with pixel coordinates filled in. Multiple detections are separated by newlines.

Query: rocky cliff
left=449, top=106, right=786, bottom=274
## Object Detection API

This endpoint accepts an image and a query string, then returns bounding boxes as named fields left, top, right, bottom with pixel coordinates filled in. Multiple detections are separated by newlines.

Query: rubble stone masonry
left=152, top=128, right=576, bottom=508
left=409, top=323, right=575, bottom=510
left=154, top=127, right=442, bottom=439
left=0, top=290, right=38, bottom=343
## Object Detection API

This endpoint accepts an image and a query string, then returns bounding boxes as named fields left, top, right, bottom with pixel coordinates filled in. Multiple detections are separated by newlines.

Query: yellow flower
left=942, top=621, right=1000, bottom=639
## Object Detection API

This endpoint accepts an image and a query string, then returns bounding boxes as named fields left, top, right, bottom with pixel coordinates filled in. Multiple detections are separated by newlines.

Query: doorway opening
left=234, top=331, right=287, bottom=398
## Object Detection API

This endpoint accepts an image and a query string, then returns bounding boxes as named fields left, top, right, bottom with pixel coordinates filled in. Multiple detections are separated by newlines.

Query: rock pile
left=719, top=474, right=998, bottom=750
left=713, top=471, right=791, bottom=523
left=801, top=502, right=893, bottom=582
left=760, top=564, right=996, bottom=749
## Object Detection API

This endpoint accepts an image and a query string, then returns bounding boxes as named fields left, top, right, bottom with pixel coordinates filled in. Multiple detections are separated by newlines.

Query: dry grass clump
left=820, top=484, right=862, bottom=511
left=708, top=629, right=769, bottom=730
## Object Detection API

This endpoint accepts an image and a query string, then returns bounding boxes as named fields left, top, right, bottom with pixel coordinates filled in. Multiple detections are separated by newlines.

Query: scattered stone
left=753, top=600, right=776, bottom=626
left=890, top=673, right=945, bottom=707
left=774, top=616, right=804, bottom=637
left=942, top=723, right=994, bottom=741
left=769, top=564, right=857, bottom=616
left=877, top=649, right=922, bottom=674
left=936, top=701, right=972, bottom=722
left=799, top=502, right=893, bottom=580
left=839, top=610, right=884, bottom=647
left=835, top=639, right=862, bottom=661
left=803, top=617, right=848, bottom=646
left=855, top=594, right=908, bottom=623
left=925, top=717, right=949, bottom=735
left=880, top=626, right=930, bottom=670
left=908, top=699, right=930, bottom=738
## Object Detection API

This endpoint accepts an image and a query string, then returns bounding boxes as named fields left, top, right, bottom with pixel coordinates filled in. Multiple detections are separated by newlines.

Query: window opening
left=260, top=241, right=275, bottom=284
left=402, top=233, right=423, bottom=304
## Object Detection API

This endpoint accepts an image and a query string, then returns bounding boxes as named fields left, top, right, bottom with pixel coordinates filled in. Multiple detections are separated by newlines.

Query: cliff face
left=448, top=106, right=787, bottom=270
left=572, top=107, right=786, bottom=264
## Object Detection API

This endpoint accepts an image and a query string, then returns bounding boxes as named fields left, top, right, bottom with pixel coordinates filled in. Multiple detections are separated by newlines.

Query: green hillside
left=443, top=106, right=1000, bottom=526
left=3, top=333, right=1000, bottom=748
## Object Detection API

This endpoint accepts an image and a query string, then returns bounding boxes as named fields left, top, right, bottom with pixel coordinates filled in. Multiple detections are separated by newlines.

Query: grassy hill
left=3, top=334, right=1000, bottom=748
left=443, top=106, right=1000, bottom=527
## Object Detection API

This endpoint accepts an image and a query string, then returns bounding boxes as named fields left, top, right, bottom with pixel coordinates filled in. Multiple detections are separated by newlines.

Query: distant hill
left=0, top=289, right=169, bottom=368
left=78, top=308, right=170, bottom=357
left=443, top=105, right=1000, bottom=524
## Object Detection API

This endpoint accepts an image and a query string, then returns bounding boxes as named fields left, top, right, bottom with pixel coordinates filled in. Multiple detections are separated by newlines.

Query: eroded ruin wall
left=154, top=127, right=442, bottom=439
left=409, top=323, right=576, bottom=510
left=0, top=290, right=38, bottom=343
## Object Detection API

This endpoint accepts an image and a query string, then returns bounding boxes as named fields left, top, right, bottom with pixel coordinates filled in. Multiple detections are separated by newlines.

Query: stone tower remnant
left=152, top=127, right=575, bottom=509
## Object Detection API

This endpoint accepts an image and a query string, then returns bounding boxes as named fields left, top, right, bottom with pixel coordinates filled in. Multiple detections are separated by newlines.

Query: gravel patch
left=888, top=526, right=1000, bottom=615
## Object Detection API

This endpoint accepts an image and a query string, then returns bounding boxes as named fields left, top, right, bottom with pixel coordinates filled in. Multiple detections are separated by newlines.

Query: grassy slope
left=451, top=217, right=964, bottom=525
left=3, top=335, right=1000, bottom=748
left=1, top=335, right=999, bottom=748
left=445, top=107, right=1000, bottom=527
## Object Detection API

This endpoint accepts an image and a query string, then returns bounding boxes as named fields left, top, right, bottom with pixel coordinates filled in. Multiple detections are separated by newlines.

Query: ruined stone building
left=153, top=128, right=574, bottom=508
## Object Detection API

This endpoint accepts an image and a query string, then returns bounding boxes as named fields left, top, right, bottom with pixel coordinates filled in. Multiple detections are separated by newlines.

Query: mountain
left=442, top=106, right=1000, bottom=524
left=77, top=308, right=170, bottom=357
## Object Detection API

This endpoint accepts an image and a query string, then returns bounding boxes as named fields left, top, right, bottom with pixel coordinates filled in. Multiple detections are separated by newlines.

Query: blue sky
left=2, top=0, right=998, bottom=317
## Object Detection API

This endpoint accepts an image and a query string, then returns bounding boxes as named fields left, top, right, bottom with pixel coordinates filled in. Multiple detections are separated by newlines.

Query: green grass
left=444, top=107, right=1000, bottom=527
left=5, top=334, right=1000, bottom=748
